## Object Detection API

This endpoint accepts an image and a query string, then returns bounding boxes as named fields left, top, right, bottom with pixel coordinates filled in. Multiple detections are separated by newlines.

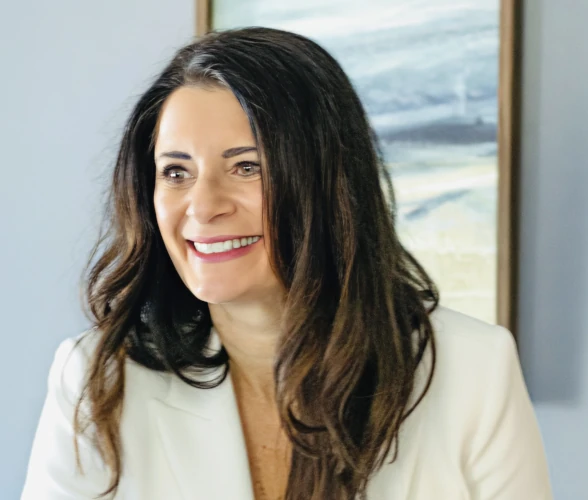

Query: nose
left=186, top=173, right=234, bottom=224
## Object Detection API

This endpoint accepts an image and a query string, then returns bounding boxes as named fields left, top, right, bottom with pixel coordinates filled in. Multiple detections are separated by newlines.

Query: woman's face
left=153, top=86, right=279, bottom=305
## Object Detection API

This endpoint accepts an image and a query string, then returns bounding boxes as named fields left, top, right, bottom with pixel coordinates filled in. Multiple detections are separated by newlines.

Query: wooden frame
left=196, top=0, right=522, bottom=334
left=497, top=0, right=521, bottom=336
left=195, top=0, right=211, bottom=37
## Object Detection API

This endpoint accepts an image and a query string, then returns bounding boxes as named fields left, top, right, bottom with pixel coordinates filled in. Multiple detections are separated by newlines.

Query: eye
left=234, top=161, right=261, bottom=177
left=161, top=165, right=192, bottom=183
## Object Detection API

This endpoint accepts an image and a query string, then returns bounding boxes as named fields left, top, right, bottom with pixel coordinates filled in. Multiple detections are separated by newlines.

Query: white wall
left=0, top=1, right=193, bottom=498
left=518, top=0, right=588, bottom=498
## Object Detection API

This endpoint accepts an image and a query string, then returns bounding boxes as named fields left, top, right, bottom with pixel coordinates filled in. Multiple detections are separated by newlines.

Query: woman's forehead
left=154, top=86, right=255, bottom=158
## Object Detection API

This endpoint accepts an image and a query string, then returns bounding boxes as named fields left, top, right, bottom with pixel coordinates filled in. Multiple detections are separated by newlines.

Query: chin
left=187, top=278, right=251, bottom=305
left=187, top=275, right=281, bottom=305
left=189, top=284, right=234, bottom=304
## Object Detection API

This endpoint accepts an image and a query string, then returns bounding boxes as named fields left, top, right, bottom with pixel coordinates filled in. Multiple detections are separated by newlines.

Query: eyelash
left=160, top=165, right=188, bottom=183
left=233, top=161, right=261, bottom=177
left=160, top=162, right=261, bottom=182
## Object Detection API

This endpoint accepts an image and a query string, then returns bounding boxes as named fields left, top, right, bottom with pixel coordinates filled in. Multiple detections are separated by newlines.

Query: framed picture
left=195, top=0, right=520, bottom=333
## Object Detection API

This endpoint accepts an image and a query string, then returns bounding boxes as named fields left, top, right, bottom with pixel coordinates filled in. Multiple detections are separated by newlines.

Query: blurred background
left=215, top=0, right=504, bottom=333
left=1, top=0, right=587, bottom=498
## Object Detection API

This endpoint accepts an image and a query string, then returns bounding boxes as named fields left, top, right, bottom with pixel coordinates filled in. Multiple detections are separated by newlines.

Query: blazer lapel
left=149, top=365, right=255, bottom=500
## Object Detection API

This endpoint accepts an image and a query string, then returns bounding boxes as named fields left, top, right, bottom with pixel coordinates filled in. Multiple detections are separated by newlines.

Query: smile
left=188, top=235, right=263, bottom=263
left=193, top=236, right=261, bottom=254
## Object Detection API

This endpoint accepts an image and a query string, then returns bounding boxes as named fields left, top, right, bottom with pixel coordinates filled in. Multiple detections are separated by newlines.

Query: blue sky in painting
left=214, top=0, right=499, bottom=163
left=215, top=0, right=501, bottom=321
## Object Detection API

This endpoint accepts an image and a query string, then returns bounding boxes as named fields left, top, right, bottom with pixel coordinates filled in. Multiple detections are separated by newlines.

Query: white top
left=22, top=307, right=553, bottom=499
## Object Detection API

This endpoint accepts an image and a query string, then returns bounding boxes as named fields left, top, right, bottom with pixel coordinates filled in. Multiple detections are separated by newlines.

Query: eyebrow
left=156, top=151, right=192, bottom=161
left=156, top=147, right=258, bottom=161
left=222, top=146, right=258, bottom=158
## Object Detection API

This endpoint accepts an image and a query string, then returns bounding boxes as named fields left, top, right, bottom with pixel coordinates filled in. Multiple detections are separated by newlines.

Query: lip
left=187, top=234, right=260, bottom=244
left=187, top=237, right=262, bottom=263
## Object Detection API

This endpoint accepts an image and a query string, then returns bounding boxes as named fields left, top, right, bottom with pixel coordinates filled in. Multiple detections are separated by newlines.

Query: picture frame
left=195, top=0, right=521, bottom=335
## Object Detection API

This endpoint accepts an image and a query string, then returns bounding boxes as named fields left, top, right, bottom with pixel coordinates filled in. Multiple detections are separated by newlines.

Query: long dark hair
left=75, top=27, right=438, bottom=500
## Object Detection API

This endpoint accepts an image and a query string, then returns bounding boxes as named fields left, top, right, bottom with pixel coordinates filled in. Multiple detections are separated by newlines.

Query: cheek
left=240, top=183, right=264, bottom=224
left=153, top=188, right=183, bottom=241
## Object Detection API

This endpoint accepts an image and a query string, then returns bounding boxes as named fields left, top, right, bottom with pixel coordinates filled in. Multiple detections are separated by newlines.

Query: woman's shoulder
left=47, top=329, right=99, bottom=403
left=419, top=306, right=525, bottom=422
left=429, top=305, right=516, bottom=359
left=49, top=328, right=171, bottom=403
left=399, top=309, right=551, bottom=498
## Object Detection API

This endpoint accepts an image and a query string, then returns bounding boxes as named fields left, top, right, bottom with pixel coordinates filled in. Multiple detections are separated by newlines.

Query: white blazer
left=22, top=307, right=552, bottom=499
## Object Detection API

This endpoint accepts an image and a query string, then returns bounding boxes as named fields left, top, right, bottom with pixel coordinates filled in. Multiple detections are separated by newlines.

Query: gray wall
left=518, top=0, right=588, bottom=498
left=0, top=1, right=193, bottom=498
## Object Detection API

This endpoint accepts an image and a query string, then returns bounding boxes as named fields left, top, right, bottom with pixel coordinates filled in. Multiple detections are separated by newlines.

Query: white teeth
left=193, top=237, right=261, bottom=255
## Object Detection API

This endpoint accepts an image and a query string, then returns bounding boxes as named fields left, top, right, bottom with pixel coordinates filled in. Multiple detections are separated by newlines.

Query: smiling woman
left=22, top=27, right=551, bottom=500
left=153, top=86, right=275, bottom=304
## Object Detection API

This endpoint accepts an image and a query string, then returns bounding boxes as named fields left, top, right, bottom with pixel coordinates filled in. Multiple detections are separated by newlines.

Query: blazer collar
left=149, top=329, right=255, bottom=500
left=154, top=327, right=232, bottom=420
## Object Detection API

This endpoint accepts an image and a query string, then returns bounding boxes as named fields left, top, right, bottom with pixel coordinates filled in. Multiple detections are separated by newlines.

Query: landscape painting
left=210, top=0, right=504, bottom=324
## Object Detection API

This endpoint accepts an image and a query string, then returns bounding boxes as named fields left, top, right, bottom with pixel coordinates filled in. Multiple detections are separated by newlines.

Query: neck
left=209, top=296, right=283, bottom=405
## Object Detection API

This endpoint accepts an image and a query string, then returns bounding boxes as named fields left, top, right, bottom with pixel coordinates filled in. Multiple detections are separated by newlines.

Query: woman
left=22, top=28, right=551, bottom=500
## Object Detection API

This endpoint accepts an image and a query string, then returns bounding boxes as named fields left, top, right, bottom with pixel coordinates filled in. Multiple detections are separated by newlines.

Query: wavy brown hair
left=74, top=27, right=438, bottom=500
